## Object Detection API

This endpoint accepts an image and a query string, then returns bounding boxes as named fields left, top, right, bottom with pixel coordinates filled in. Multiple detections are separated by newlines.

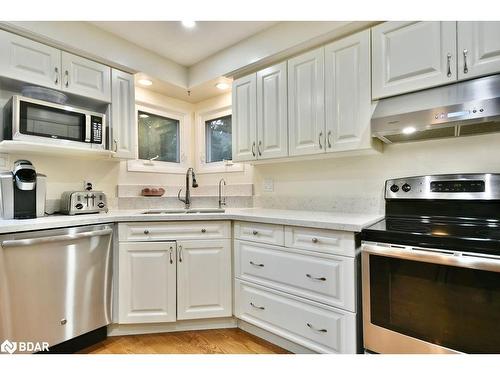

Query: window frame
left=127, top=103, right=190, bottom=174
left=195, top=105, right=243, bottom=174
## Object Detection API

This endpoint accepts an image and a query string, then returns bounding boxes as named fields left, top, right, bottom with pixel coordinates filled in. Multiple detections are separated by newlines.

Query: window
left=138, top=110, right=179, bottom=163
left=205, top=115, right=232, bottom=163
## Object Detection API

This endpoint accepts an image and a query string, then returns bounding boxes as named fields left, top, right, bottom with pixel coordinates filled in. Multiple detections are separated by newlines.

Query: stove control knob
left=75, top=203, right=84, bottom=210
left=390, top=184, right=399, bottom=193
left=402, top=183, right=411, bottom=192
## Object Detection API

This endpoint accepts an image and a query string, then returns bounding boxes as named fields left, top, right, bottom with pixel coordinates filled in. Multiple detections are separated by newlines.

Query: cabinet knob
left=201, top=228, right=206, bottom=233
left=144, top=229, right=150, bottom=235
left=252, top=230, right=258, bottom=235
left=311, top=237, right=319, bottom=243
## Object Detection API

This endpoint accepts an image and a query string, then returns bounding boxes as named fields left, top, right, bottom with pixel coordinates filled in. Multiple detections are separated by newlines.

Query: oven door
left=362, top=242, right=500, bottom=354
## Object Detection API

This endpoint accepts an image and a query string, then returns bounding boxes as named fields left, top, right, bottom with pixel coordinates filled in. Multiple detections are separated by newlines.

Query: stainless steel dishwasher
left=0, top=224, right=113, bottom=351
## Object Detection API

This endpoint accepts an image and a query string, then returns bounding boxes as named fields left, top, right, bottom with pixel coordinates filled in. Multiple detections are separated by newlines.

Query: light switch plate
left=263, top=179, right=274, bottom=193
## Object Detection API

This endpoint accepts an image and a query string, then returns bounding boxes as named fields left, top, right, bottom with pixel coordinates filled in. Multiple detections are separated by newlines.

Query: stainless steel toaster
left=60, top=191, right=108, bottom=215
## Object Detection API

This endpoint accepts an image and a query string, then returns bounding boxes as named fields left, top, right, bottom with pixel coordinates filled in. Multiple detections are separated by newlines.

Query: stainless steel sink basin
left=141, top=208, right=225, bottom=215
left=185, top=208, right=225, bottom=214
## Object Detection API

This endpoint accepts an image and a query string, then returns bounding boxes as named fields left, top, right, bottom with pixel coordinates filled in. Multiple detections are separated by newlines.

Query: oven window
left=20, top=101, right=85, bottom=142
left=369, top=255, right=500, bottom=353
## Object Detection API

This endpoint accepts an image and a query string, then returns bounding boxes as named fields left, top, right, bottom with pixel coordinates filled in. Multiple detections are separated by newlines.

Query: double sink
left=141, top=208, right=225, bottom=215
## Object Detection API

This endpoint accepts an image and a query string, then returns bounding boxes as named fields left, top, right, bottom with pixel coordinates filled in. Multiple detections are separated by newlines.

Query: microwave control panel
left=91, top=116, right=103, bottom=144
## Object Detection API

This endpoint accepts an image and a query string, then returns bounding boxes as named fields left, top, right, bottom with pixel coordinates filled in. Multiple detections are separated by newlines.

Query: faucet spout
left=178, top=168, right=198, bottom=209
left=218, top=178, right=227, bottom=209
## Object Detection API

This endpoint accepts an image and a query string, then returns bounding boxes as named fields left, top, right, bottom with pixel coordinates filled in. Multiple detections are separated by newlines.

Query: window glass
left=205, top=115, right=232, bottom=163
left=138, top=111, right=179, bottom=163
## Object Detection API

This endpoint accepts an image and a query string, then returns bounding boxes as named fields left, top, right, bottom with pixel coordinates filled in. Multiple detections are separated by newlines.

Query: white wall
left=253, top=133, right=500, bottom=213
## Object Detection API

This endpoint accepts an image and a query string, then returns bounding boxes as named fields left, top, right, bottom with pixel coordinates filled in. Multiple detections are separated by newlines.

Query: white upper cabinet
left=325, top=30, right=371, bottom=152
left=0, top=29, right=61, bottom=89
left=61, top=52, right=111, bottom=102
left=118, top=241, right=177, bottom=324
left=232, top=73, right=257, bottom=162
left=256, top=62, right=288, bottom=159
left=288, top=47, right=325, bottom=156
left=372, top=21, right=457, bottom=99
left=111, top=69, right=137, bottom=159
left=458, top=22, right=500, bottom=80
left=176, top=239, right=232, bottom=320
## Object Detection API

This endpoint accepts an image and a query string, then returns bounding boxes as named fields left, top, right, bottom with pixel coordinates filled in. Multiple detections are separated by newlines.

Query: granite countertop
left=0, top=207, right=384, bottom=234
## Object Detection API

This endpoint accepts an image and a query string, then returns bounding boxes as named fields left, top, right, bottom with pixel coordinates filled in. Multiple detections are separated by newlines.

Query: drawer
left=235, top=280, right=357, bottom=354
left=285, top=226, right=356, bottom=257
left=234, top=240, right=355, bottom=311
left=234, top=221, right=284, bottom=246
left=119, top=221, right=231, bottom=241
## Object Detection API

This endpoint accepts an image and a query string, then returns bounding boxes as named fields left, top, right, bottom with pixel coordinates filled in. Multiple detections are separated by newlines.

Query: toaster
left=60, top=191, right=108, bottom=215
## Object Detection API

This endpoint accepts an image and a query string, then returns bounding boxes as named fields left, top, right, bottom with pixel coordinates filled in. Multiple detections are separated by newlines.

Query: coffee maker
left=0, top=160, right=46, bottom=219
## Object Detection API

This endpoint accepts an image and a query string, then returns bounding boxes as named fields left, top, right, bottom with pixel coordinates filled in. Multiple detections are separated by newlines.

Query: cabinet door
left=256, top=62, right=288, bottom=159
left=0, top=29, right=61, bottom=89
left=288, top=48, right=325, bottom=156
left=61, top=51, right=111, bottom=102
left=325, top=30, right=371, bottom=152
left=177, top=239, right=232, bottom=320
left=232, top=73, right=257, bottom=162
left=372, top=21, right=457, bottom=99
left=458, top=22, right=500, bottom=80
left=111, top=69, right=137, bottom=159
left=118, top=242, right=176, bottom=323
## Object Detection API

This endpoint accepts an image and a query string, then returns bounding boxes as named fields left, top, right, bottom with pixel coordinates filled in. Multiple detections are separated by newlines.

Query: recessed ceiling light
left=138, top=79, right=153, bottom=86
left=139, top=113, right=149, bottom=119
left=402, top=126, right=417, bottom=135
left=215, top=82, right=230, bottom=90
left=181, top=21, right=196, bottom=28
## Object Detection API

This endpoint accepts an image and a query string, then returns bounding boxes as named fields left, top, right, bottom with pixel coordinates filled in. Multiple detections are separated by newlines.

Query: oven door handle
left=362, top=242, right=500, bottom=273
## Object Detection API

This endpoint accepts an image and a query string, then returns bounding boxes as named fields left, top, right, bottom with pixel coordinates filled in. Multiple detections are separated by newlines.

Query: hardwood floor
left=80, top=328, right=290, bottom=354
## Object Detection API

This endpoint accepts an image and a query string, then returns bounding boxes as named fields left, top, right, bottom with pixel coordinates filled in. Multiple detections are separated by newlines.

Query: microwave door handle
left=362, top=243, right=500, bottom=273
left=85, top=115, right=91, bottom=143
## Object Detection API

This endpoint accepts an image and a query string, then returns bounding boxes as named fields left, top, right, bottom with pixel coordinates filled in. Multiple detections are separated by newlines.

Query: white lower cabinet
left=118, top=241, right=177, bottom=324
left=235, top=280, right=356, bottom=354
left=177, top=239, right=232, bottom=320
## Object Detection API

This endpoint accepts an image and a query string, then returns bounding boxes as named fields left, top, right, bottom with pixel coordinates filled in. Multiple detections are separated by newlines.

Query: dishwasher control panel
left=60, top=191, right=108, bottom=215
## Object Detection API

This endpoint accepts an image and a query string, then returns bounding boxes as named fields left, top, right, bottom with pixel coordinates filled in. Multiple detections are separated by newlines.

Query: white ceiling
left=90, top=21, right=279, bottom=67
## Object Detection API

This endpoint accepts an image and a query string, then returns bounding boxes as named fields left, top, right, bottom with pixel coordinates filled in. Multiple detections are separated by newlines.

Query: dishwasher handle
left=1, top=228, right=113, bottom=248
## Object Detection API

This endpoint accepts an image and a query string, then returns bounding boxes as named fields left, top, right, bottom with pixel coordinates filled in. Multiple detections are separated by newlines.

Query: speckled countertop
left=0, top=207, right=384, bottom=234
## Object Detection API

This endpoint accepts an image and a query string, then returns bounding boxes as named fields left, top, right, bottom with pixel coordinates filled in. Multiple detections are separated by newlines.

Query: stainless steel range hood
left=372, top=74, right=500, bottom=143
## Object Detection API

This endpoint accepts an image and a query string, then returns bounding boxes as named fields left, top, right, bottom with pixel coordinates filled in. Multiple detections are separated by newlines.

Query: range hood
left=372, top=74, right=500, bottom=143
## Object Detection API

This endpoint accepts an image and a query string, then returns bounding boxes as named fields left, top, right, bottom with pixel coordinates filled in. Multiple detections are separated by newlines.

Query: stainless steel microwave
left=2, top=95, right=106, bottom=150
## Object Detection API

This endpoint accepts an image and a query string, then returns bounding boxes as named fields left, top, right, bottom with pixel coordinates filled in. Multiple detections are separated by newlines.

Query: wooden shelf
left=0, top=140, right=118, bottom=160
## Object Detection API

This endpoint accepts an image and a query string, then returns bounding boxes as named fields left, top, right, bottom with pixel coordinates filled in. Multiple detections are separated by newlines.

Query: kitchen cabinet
left=232, top=73, right=257, bottom=162
left=256, top=62, right=288, bottom=159
left=0, top=29, right=61, bottom=89
left=177, top=239, right=232, bottom=320
left=111, top=69, right=137, bottom=159
left=325, top=30, right=372, bottom=152
left=458, top=21, right=500, bottom=80
left=372, top=21, right=457, bottom=99
left=61, top=52, right=111, bottom=102
left=118, top=241, right=177, bottom=324
left=288, top=47, right=325, bottom=156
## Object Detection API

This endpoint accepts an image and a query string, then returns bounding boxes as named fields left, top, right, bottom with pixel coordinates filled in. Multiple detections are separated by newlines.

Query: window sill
left=196, top=160, right=245, bottom=174
left=127, top=159, right=188, bottom=174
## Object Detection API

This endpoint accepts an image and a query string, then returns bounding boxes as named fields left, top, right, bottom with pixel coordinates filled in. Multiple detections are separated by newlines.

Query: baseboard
left=237, top=320, right=315, bottom=354
left=108, top=317, right=237, bottom=336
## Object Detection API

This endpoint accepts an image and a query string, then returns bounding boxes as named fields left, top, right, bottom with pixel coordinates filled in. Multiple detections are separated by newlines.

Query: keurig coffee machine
left=0, top=160, right=46, bottom=219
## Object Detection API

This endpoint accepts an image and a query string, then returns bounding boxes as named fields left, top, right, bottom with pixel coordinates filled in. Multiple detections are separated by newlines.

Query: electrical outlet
left=263, top=179, right=274, bottom=193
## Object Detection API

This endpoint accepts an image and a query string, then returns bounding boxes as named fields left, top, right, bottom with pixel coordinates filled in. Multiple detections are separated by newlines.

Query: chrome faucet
left=178, top=167, right=198, bottom=209
left=218, top=178, right=226, bottom=209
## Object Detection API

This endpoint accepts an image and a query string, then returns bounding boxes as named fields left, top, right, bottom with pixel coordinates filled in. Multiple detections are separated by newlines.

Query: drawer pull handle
left=144, top=229, right=150, bottom=235
left=169, top=247, right=173, bottom=264
left=250, top=261, right=264, bottom=267
left=250, top=302, right=265, bottom=310
left=252, top=230, right=258, bottom=235
left=306, top=274, right=326, bottom=281
left=311, top=237, right=319, bottom=243
left=307, top=323, right=327, bottom=333
left=201, top=229, right=207, bottom=233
